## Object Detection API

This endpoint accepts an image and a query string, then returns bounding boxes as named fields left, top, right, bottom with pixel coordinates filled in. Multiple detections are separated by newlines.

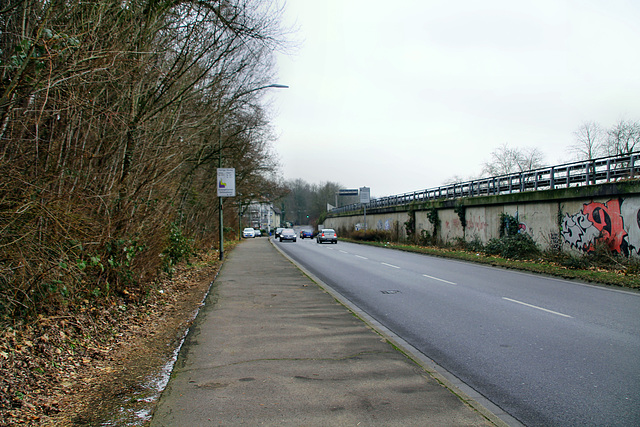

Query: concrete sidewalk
left=150, top=238, right=494, bottom=426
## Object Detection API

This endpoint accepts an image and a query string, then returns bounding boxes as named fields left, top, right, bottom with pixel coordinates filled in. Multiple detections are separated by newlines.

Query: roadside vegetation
left=1, top=1, right=288, bottom=424
left=339, top=213, right=640, bottom=290
left=279, top=179, right=343, bottom=227
left=1, top=0, right=287, bottom=324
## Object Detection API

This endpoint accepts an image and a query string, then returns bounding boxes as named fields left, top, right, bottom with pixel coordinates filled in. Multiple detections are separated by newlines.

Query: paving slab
left=150, top=237, right=492, bottom=426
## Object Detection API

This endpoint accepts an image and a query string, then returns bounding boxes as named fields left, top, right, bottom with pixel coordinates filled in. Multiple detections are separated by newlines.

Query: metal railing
left=331, top=152, right=639, bottom=214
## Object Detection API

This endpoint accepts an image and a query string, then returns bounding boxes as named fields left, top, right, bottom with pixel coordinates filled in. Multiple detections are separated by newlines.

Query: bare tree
left=311, top=181, right=343, bottom=218
left=443, top=175, right=468, bottom=185
left=605, top=119, right=640, bottom=156
left=570, top=121, right=605, bottom=160
left=483, top=144, right=519, bottom=176
left=517, top=146, right=546, bottom=171
left=280, top=179, right=342, bottom=226
left=0, top=0, right=290, bottom=317
left=482, top=143, right=546, bottom=176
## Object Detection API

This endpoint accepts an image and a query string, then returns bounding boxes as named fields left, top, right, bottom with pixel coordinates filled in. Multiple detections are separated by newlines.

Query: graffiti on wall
left=375, top=219, right=391, bottom=230
left=467, top=216, right=489, bottom=232
left=561, top=198, right=640, bottom=256
left=355, top=219, right=392, bottom=231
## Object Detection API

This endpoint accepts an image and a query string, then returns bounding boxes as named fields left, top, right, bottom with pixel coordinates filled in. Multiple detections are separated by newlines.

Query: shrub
left=484, top=233, right=539, bottom=260
left=162, top=223, right=193, bottom=274
left=465, top=235, right=485, bottom=252
left=625, top=258, right=640, bottom=275
left=588, top=241, right=625, bottom=270
left=484, top=238, right=504, bottom=256
left=502, top=234, right=540, bottom=259
left=419, top=229, right=435, bottom=246
left=559, top=253, right=590, bottom=270
left=103, top=237, right=147, bottom=291
left=452, top=237, right=466, bottom=250
left=350, top=229, right=390, bottom=242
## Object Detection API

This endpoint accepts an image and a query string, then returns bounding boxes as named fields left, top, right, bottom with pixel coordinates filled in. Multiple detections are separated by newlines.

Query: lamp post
left=218, top=83, right=288, bottom=260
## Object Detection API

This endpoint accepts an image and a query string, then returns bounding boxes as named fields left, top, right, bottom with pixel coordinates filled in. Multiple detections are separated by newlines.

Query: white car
left=242, top=227, right=255, bottom=238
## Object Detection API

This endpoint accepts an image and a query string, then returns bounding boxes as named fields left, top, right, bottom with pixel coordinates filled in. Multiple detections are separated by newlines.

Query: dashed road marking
left=502, top=297, right=572, bottom=318
left=422, top=274, right=456, bottom=285
left=381, top=262, right=400, bottom=269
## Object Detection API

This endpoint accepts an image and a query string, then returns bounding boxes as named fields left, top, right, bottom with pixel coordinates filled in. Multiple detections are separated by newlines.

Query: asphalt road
left=275, top=236, right=640, bottom=426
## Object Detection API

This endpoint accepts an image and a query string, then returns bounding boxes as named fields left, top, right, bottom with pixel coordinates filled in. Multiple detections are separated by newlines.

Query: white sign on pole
left=217, top=168, right=236, bottom=197
left=359, top=187, right=370, bottom=204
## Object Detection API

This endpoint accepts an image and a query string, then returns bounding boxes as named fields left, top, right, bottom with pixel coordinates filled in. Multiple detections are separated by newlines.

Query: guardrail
left=331, top=152, right=639, bottom=214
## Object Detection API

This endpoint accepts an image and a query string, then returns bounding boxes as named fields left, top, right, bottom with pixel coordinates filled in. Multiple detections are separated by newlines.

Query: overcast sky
left=267, top=0, right=640, bottom=198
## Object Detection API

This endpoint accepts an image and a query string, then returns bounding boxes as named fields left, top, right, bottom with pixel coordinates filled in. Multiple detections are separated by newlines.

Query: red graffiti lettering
left=582, top=200, right=627, bottom=253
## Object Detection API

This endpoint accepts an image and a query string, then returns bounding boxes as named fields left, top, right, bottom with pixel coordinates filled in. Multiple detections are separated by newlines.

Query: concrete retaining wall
left=325, top=182, right=640, bottom=257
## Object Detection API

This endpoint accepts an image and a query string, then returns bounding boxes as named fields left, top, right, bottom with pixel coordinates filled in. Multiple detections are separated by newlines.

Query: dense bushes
left=484, top=234, right=540, bottom=260
left=475, top=213, right=538, bottom=259
left=543, top=240, right=640, bottom=274
left=162, top=223, right=194, bottom=275
left=0, top=0, right=287, bottom=322
left=349, top=229, right=392, bottom=242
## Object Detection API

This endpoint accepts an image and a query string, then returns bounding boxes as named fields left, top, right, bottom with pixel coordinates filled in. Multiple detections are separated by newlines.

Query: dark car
left=274, top=227, right=284, bottom=239
left=316, top=228, right=337, bottom=244
left=279, top=228, right=297, bottom=242
left=300, top=230, right=313, bottom=239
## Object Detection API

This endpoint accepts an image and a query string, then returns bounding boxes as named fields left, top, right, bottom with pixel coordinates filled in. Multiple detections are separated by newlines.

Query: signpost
left=360, top=187, right=370, bottom=231
left=217, top=168, right=235, bottom=261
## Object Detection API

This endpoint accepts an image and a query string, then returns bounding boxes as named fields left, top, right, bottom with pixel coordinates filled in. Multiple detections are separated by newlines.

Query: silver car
left=316, top=228, right=337, bottom=244
left=279, top=228, right=297, bottom=242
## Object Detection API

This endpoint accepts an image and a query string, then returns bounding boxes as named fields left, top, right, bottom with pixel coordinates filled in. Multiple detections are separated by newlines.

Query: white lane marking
left=339, top=250, right=348, bottom=254
left=381, top=262, right=400, bottom=269
left=355, top=255, right=368, bottom=260
left=502, top=297, right=573, bottom=318
left=422, top=274, right=456, bottom=285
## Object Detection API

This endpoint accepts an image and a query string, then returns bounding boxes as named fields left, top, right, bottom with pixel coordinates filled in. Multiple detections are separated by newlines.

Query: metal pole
left=218, top=115, right=224, bottom=261
left=363, top=204, right=367, bottom=231
left=219, top=195, right=224, bottom=260
left=267, top=204, right=270, bottom=235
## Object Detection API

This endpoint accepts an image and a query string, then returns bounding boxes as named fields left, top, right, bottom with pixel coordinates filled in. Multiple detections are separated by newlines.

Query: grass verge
left=342, top=239, right=640, bottom=290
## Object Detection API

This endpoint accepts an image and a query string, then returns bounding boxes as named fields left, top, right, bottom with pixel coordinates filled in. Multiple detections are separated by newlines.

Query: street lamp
left=257, top=84, right=289, bottom=90
left=218, top=83, right=288, bottom=260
